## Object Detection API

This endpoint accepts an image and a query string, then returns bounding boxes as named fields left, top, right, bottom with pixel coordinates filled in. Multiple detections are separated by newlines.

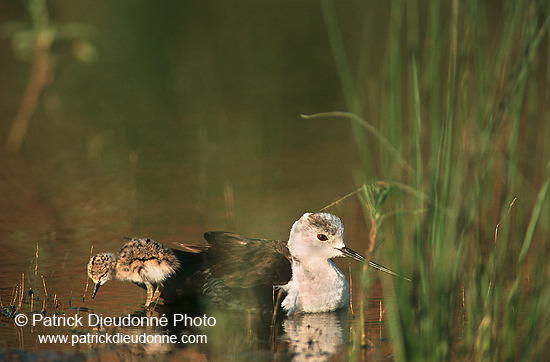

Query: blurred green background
left=1, top=0, right=377, bottom=248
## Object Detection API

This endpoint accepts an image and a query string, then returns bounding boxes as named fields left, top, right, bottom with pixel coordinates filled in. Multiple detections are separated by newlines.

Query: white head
left=287, top=213, right=364, bottom=262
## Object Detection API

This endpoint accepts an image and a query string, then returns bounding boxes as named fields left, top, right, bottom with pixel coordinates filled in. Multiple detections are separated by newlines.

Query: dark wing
left=174, top=243, right=210, bottom=253
left=158, top=248, right=207, bottom=302
left=204, top=232, right=292, bottom=288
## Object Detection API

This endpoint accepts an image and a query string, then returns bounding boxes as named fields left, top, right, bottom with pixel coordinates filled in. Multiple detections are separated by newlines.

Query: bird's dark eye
left=317, top=234, right=328, bottom=241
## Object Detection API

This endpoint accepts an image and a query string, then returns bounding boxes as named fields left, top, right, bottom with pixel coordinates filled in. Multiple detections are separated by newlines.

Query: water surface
left=0, top=1, right=395, bottom=360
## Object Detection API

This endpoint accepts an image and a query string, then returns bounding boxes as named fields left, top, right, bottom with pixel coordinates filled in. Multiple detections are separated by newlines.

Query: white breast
left=281, top=259, right=349, bottom=314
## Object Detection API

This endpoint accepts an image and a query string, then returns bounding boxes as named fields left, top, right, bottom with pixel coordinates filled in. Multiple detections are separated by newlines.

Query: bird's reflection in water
left=282, top=311, right=347, bottom=361
left=79, top=305, right=352, bottom=360
left=82, top=306, right=206, bottom=358
left=112, top=326, right=175, bottom=357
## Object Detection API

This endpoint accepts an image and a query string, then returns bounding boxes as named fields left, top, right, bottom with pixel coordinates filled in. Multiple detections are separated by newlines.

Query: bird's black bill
left=368, top=260, right=411, bottom=281
left=92, top=283, right=101, bottom=298
left=338, top=246, right=366, bottom=262
left=338, top=246, right=411, bottom=281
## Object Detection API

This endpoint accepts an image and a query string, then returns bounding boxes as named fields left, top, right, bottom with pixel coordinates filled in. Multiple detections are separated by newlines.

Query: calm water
left=0, top=1, right=397, bottom=360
